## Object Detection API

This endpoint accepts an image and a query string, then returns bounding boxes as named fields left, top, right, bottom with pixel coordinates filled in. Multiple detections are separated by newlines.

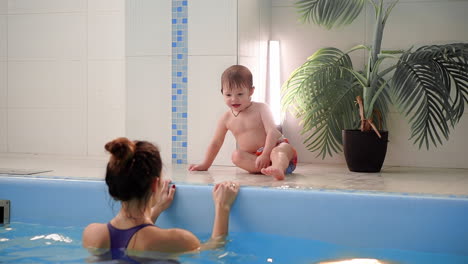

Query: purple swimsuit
left=106, top=223, right=180, bottom=264
left=107, top=222, right=152, bottom=249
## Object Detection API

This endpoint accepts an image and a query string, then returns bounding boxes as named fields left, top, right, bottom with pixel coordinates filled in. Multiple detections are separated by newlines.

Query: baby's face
left=222, top=86, right=253, bottom=112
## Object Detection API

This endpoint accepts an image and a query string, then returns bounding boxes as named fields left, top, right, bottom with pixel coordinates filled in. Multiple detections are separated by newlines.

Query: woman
left=82, top=137, right=239, bottom=260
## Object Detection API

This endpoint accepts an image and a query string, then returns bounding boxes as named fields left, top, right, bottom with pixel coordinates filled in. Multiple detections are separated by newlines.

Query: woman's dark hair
left=104, top=137, right=162, bottom=206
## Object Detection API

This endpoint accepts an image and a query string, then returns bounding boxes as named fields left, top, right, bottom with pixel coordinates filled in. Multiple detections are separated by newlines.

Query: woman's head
left=104, top=137, right=162, bottom=205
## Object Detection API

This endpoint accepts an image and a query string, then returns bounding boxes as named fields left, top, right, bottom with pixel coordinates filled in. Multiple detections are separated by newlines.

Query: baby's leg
left=231, top=150, right=262, bottom=173
left=261, top=143, right=295, bottom=180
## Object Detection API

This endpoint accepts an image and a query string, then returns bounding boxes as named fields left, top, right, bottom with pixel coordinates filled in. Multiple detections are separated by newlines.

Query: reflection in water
left=30, top=233, right=73, bottom=243
left=319, top=259, right=388, bottom=264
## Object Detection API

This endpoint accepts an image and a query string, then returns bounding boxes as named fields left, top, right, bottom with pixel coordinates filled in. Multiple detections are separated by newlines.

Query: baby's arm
left=256, top=103, right=282, bottom=168
left=189, top=114, right=228, bottom=171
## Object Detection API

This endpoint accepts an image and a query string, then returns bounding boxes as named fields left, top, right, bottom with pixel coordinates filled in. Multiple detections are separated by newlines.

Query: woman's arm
left=151, top=178, right=176, bottom=223
left=150, top=182, right=239, bottom=252
left=200, top=181, right=239, bottom=250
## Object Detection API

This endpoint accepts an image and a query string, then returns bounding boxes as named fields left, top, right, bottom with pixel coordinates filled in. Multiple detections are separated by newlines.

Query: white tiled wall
left=0, top=2, right=5, bottom=152
left=381, top=1, right=468, bottom=48
left=8, top=108, right=87, bottom=154
left=188, top=0, right=237, bottom=56
left=87, top=1, right=125, bottom=155
left=126, top=56, right=172, bottom=165
left=87, top=60, right=125, bottom=155
left=187, top=56, right=237, bottom=166
left=125, top=0, right=172, bottom=164
left=87, top=12, right=124, bottom=60
left=8, top=13, right=87, bottom=60
left=0, top=0, right=6, bottom=13
left=126, top=0, right=171, bottom=57
left=0, top=106, right=6, bottom=152
left=7, top=0, right=86, bottom=14
left=0, top=12, right=6, bottom=60
left=238, top=0, right=270, bottom=103
left=8, top=61, right=86, bottom=108
left=187, top=0, right=238, bottom=166
left=4, top=0, right=125, bottom=156
left=272, top=0, right=468, bottom=168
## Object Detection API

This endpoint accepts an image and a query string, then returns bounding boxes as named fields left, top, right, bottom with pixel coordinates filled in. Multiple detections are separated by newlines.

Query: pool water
left=1, top=222, right=468, bottom=264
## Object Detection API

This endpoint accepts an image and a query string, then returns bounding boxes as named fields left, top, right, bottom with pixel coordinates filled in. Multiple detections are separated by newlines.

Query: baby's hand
left=255, top=154, right=270, bottom=169
left=188, top=164, right=209, bottom=171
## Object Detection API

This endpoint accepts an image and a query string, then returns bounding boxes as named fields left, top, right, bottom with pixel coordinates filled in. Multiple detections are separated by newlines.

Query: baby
left=189, top=65, right=297, bottom=180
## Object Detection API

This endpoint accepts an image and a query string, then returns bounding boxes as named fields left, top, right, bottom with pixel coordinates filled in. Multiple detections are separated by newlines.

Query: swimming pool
left=1, top=176, right=468, bottom=263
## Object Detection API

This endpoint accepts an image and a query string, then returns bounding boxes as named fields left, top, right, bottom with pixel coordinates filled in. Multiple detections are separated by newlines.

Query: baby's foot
left=261, top=166, right=285, bottom=181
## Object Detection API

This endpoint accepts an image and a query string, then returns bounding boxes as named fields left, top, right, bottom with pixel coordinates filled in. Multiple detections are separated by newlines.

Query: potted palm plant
left=281, top=0, right=468, bottom=172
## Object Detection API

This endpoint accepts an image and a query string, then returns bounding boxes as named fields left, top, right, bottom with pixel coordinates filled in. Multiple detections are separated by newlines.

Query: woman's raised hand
left=212, top=181, right=239, bottom=210
left=151, top=178, right=176, bottom=222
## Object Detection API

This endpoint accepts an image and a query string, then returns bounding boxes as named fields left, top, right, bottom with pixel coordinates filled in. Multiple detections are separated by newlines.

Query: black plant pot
left=342, top=129, right=389, bottom=172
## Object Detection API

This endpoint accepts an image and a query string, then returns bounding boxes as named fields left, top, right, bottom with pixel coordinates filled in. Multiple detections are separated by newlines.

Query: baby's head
left=104, top=137, right=162, bottom=206
left=221, top=65, right=253, bottom=94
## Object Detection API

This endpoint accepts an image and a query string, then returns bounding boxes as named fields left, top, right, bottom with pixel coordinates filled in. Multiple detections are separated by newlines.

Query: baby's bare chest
left=226, top=113, right=264, bottom=136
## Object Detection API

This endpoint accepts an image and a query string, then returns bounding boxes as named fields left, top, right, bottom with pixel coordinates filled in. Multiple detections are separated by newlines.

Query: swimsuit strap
left=107, top=222, right=153, bottom=249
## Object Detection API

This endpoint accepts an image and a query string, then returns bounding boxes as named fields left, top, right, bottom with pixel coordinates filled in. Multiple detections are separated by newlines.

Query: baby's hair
left=221, top=65, right=253, bottom=94
left=104, top=137, right=162, bottom=207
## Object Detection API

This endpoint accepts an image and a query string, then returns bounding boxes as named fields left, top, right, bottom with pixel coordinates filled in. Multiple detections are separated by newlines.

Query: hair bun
left=105, top=137, right=136, bottom=161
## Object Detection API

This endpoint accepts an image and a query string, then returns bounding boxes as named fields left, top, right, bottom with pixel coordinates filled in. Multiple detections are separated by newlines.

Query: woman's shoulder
left=142, top=227, right=200, bottom=253
left=82, top=223, right=109, bottom=248
left=83, top=223, right=108, bottom=236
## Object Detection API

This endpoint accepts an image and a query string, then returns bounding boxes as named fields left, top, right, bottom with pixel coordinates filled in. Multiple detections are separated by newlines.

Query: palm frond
left=391, top=43, right=468, bottom=149
left=282, top=48, right=361, bottom=157
left=295, top=0, right=365, bottom=29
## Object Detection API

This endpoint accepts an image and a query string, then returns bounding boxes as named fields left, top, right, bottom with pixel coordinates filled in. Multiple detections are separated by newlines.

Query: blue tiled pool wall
left=1, top=177, right=468, bottom=256
left=171, top=0, right=188, bottom=164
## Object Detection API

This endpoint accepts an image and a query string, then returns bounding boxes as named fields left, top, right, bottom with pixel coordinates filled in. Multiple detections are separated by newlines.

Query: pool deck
left=1, top=153, right=468, bottom=197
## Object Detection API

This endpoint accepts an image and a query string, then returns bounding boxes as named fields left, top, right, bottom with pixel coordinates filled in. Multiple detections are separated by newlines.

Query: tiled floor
left=1, top=153, right=468, bottom=197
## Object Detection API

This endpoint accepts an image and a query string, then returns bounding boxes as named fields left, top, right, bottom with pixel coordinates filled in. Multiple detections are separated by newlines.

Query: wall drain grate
left=0, top=200, right=10, bottom=225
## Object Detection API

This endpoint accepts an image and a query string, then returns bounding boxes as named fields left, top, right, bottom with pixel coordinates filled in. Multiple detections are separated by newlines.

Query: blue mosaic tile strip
left=172, top=0, right=188, bottom=164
